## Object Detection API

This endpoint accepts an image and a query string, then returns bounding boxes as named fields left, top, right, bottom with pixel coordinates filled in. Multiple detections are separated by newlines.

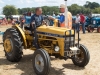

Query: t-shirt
left=31, top=14, right=43, bottom=27
left=75, top=16, right=80, bottom=23
left=80, top=15, right=85, bottom=23
left=59, top=14, right=65, bottom=23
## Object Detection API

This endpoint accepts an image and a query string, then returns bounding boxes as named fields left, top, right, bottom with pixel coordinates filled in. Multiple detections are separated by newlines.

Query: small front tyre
left=97, top=27, right=100, bottom=33
left=72, top=44, right=90, bottom=67
left=87, top=26, right=94, bottom=33
left=32, top=49, right=50, bottom=75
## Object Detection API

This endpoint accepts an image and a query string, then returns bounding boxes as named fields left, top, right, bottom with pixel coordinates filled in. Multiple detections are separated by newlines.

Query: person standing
left=59, top=4, right=72, bottom=29
left=80, top=13, right=86, bottom=34
left=20, top=15, right=25, bottom=28
left=75, top=14, right=80, bottom=33
left=48, top=4, right=72, bottom=29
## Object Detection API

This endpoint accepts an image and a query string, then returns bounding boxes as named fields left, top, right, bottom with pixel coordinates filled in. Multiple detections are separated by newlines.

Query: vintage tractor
left=87, top=16, right=100, bottom=33
left=3, top=22, right=90, bottom=75
left=3, top=0, right=90, bottom=75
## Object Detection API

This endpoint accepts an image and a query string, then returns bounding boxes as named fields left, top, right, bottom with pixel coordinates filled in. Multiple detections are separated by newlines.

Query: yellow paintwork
left=37, top=25, right=74, bottom=36
left=12, top=25, right=27, bottom=48
left=11, top=24, right=74, bottom=56
left=4, top=39, right=12, bottom=53
left=53, top=19, right=58, bottom=27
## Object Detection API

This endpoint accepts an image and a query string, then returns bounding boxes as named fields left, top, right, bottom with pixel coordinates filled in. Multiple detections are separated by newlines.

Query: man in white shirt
left=75, top=14, right=80, bottom=32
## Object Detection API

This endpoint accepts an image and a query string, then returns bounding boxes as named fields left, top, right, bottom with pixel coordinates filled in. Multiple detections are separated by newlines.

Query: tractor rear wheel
left=3, top=28, right=23, bottom=62
left=32, top=49, right=50, bottom=75
left=97, top=27, right=100, bottom=33
left=72, top=44, right=90, bottom=67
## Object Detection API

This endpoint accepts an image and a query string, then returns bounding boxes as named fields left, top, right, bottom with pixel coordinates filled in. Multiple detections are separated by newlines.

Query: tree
left=92, top=7, right=100, bottom=13
left=84, top=1, right=100, bottom=9
left=68, top=4, right=81, bottom=15
left=18, top=8, right=22, bottom=15
left=3, top=5, right=18, bottom=16
left=42, top=6, right=59, bottom=15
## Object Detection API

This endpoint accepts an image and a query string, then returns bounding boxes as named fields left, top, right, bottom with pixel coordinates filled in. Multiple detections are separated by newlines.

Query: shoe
left=32, top=44, right=40, bottom=49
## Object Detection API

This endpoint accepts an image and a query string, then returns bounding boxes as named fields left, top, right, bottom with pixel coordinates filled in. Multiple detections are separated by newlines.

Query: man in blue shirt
left=30, top=7, right=44, bottom=28
left=30, top=7, right=44, bottom=49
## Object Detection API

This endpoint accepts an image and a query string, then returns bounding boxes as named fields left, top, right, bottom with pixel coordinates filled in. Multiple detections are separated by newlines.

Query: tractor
left=3, top=0, right=90, bottom=75
left=87, top=16, right=100, bottom=33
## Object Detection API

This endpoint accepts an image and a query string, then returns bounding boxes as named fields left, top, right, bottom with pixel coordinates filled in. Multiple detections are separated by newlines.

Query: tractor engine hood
left=36, top=25, right=74, bottom=37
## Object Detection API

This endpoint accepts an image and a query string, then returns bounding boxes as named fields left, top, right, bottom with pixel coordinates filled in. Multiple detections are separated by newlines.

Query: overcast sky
left=0, top=0, right=99, bottom=14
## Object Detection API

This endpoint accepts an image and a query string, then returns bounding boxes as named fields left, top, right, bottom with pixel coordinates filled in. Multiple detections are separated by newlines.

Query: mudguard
left=12, top=25, right=27, bottom=49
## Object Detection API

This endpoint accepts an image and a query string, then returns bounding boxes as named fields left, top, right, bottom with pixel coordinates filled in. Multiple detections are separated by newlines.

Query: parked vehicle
left=87, top=17, right=100, bottom=33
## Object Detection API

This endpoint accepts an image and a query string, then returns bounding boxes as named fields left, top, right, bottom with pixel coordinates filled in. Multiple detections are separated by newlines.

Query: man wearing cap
left=59, top=4, right=72, bottom=29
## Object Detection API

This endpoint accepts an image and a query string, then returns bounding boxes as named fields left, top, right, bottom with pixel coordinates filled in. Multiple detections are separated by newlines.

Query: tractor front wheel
left=32, top=49, right=50, bottom=75
left=72, top=44, right=90, bottom=67
left=97, top=27, right=100, bottom=33
left=87, top=26, right=94, bottom=32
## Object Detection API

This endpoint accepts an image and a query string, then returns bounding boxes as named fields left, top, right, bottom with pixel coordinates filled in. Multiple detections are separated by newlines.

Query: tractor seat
left=24, top=25, right=32, bottom=34
left=24, top=24, right=31, bottom=30
left=24, top=26, right=31, bottom=30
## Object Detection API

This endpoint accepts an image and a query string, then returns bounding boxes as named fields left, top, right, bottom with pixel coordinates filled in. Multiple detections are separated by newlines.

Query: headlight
left=54, top=46, right=60, bottom=52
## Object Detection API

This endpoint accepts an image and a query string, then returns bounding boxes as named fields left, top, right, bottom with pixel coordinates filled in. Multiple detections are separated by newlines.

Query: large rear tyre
left=3, top=28, right=23, bottom=62
left=72, top=44, right=90, bottom=67
left=97, top=27, right=100, bottom=33
left=32, top=49, right=50, bottom=75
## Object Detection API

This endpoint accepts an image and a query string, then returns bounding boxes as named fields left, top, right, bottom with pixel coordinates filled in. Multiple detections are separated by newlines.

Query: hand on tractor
left=42, top=20, right=48, bottom=26
left=48, top=16, right=55, bottom=20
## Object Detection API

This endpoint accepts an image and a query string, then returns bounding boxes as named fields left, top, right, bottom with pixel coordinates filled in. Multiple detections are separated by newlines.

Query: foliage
left=84, top=1, right=100, bottom=9
left=92, top=7, right=100, bottom=13
left=3, top=5, right=18, bottom=16
left=2, top=1, right=100, bottom=16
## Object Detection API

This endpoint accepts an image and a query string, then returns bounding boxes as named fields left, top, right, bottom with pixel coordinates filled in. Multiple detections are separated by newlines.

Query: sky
left=0, top=0, right=99, bottom=14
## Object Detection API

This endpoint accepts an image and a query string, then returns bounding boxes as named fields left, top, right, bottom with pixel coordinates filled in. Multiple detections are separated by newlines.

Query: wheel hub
left=35, top=54, right=44, bottom=72
left=4, top=38, right=13, bottom=53
left=75, top=50, right=84, bottom=63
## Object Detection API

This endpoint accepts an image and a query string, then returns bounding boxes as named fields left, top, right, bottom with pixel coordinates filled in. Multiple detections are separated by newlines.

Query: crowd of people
left=0, top=4, right=88, bottom=35
left=75, top=13, right=86, bottom=34
left=0, top=17, right=8, bottom=25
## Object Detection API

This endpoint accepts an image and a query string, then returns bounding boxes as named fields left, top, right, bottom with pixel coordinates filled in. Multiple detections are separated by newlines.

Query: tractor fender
left=12, top=25, right=27, bottom=49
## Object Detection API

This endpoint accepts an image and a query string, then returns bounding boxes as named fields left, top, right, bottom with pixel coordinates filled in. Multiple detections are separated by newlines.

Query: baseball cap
left=59, top=4, right=66, bottom=8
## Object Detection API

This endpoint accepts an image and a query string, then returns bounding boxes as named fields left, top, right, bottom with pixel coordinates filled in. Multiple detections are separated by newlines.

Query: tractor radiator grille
left=64, top=36, right=75, bottom=56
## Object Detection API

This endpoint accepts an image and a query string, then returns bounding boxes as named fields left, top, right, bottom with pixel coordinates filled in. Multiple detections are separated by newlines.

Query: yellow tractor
left=3, top=0, right=90, bottom=75
left=3, top=19, right=90, bottom=75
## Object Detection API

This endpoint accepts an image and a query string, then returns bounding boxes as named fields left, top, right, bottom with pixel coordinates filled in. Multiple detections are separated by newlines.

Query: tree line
left=2, top=1, right=100, bottom=16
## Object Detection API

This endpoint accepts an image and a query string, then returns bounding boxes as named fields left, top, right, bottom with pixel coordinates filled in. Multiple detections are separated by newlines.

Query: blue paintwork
left=0, top=31, right=4, bottom=35
left=85, top=17, right=92, bottom=27
left=90, top=17, right=100, bottom=28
